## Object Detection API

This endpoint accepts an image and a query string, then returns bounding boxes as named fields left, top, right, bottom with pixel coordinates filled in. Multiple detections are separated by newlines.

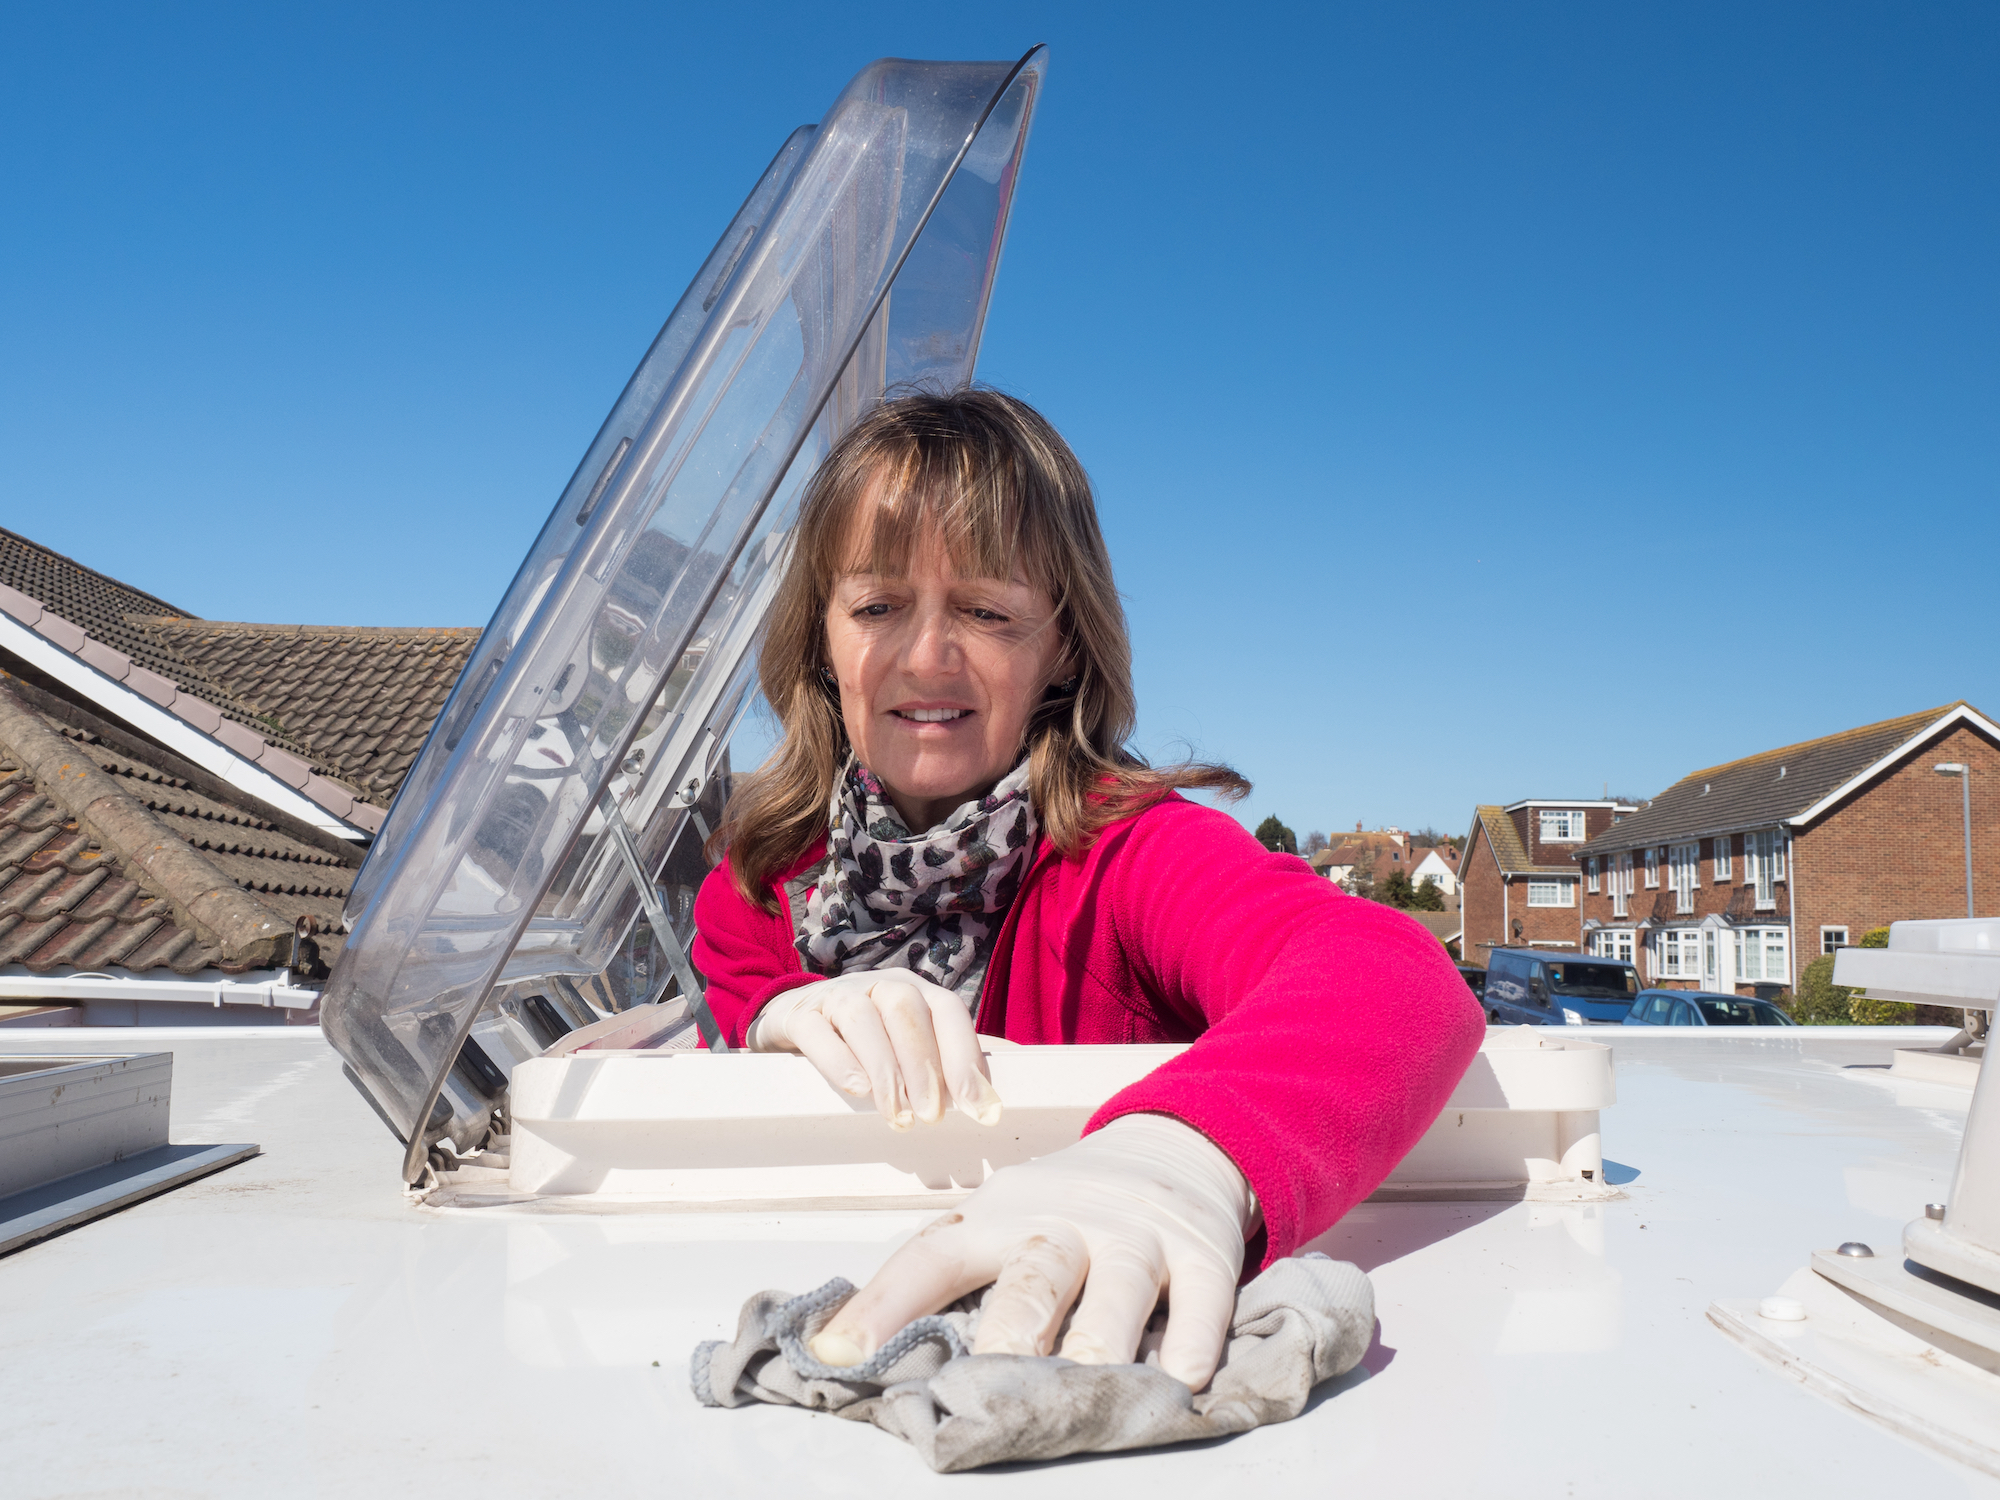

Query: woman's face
left=825, top=517, right=1064, bottom=833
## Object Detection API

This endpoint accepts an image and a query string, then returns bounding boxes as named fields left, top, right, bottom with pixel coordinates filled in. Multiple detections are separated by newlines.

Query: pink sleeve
left=1081, top=804, right=1484, bottom=1267
left=692, top=862, right=821, bottom=1048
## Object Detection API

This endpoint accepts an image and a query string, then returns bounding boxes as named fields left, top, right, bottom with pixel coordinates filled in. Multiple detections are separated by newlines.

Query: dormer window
left=1540, top=809, right=1587, bottom=842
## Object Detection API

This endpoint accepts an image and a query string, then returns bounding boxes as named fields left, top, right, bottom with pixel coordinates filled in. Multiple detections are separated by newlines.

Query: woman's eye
left=968, top=607, right=1007, bottom=622
left=855, top=602, right=893, bottom=618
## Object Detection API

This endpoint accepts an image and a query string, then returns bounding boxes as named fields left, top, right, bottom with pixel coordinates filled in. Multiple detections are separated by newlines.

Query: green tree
left=1371, top=868, right=1447, bottom=911
left=1254, top=816, right=1298, bottom=854
left=1786, top=954, right=1854, bottom=1024
left=1375, top=868, right=1415, bottom=907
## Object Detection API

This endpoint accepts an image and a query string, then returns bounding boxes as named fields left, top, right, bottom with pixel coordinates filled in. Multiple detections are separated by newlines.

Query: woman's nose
left=902, top=604, right=961, bottom=677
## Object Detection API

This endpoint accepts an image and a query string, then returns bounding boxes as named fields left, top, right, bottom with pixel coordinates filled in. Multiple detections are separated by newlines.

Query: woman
left=693, top=390, right=1482, bottom=1393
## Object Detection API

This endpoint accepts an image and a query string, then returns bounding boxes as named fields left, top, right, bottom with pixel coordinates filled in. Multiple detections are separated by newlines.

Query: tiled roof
left=1578, top=704, right=1970, bottom=855
left=1404, top=910, right=1463, bottom=944
left=1470, top=805, right=1576, bottom=877
left=0, top=526, right=478, bottom=821
left=0, top=526, right=242, bottom=722
left=0, top=672, right=357, bottom=976
left=130, top=620, right=481, bottom=808
left=0, top=526, right=191, bottom=637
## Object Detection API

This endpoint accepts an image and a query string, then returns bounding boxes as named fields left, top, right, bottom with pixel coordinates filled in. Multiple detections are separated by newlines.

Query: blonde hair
left=715, top=389, right=1248, bottom=909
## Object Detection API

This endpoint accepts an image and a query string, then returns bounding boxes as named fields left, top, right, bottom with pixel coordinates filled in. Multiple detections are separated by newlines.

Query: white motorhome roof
left=1, top=1025, right=1989, bottom=1495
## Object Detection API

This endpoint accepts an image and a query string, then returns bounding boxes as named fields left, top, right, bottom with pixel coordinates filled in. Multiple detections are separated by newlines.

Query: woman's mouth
left=892, top=708, right=971, bottom=722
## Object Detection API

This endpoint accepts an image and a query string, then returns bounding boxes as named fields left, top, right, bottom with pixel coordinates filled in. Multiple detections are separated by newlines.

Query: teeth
left=904, top=709, right=968, bottom=722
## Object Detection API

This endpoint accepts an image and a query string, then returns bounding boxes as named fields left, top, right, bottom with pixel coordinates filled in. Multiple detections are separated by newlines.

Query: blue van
left=1481, top=948, right=1642, bottom=1025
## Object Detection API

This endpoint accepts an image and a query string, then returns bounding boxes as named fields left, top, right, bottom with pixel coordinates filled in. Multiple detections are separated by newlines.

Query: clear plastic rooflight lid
left=321, top=49, right=1047, bottom=1174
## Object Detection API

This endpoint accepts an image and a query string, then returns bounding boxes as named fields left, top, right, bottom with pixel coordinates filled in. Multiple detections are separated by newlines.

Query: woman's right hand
left=746, top=973, right=1002, bottom=1130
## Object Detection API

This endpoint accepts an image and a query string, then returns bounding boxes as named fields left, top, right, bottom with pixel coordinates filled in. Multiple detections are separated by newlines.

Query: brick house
left=1575, top=702, right=1999, bottom=993
left=1461, top=800, right=1637, bottom=962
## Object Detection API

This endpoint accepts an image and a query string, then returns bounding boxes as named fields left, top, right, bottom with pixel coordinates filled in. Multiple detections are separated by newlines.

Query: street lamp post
left=1936, top=763, right=1974, bottom=919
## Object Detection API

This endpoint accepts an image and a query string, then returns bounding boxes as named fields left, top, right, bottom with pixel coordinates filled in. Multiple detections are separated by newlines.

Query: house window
left=1586, top=857, right=1600, bottom=894
left=1736, top=927, right=1791, bottom=985
left=1643, top=847, right=1660, bottom=889
left=1713, top=835, right=1732, bottom=882
left=1540, top=809, right=1587, bottom=843
left=1821, top=926, right=1849, bottom=955
left=1704, top=928, right=1719, bottom=985
left=1655, top=928, right=1702, bottom=978
left=1612, top=853, right=1631, bottom=919
left=1593, top=928, right=1635, bottom=963
left=1668, top=842, right=1700, bottom=914
left=1747, top=830, right=1788, bottom=910
left=1527, top=879, right=1576, bottom=908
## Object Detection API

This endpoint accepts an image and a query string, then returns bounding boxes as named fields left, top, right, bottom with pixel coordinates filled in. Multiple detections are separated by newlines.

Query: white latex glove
left=747, top=973, right=1003, bottom=1130
left=810, top=1113, right=1259, bottom=1391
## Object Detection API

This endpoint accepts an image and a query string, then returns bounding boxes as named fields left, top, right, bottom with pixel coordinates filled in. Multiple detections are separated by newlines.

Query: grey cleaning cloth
left=689, top=1254, right=1373, bottom=1472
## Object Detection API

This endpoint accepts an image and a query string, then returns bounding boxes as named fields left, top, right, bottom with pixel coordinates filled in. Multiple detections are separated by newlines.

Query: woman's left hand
left=807, top=1113, right=1258, bottom=1392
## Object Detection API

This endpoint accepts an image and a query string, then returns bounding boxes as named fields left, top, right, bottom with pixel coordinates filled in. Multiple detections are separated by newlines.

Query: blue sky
left=4, top=3, right=1996, bottom=841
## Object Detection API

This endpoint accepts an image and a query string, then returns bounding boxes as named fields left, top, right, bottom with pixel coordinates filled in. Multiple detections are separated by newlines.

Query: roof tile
left=129, top=619, right=479, bottom=807
left=2, top=527, right=469, bottom=812
left=1580, top=704, right=1973, bottom=854
left=0, top=674, right=361, bottom=979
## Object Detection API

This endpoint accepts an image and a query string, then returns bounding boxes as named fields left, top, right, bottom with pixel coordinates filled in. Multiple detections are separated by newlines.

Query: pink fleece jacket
left=692, top=793, right=1485, bottom=1268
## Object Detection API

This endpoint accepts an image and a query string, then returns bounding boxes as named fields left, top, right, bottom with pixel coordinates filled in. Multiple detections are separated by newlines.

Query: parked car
left=1457, top=965, right=1487, bottom=999
left=1625, top=990, right=1797, bottom=1026
left=1481, top=948, right=1640, bottom=1025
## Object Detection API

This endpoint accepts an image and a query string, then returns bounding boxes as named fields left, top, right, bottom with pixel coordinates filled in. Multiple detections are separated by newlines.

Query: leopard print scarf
left=793, top=758, right=1038, bottom=1009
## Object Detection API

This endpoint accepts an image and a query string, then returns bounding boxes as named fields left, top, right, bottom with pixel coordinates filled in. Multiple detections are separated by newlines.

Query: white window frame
left=1644, top=847, right=1660, bottom=889
left=1586, top=857, right=1600, bottom=894
left=1612, top=853, right=1631, bottom=919
left=1748, top=830, right=1787, bottom=910
left=1593, top=927, right=1635, bottom=964
left=1656, top=928, right=1702, bottom=979
left=1713, top=835, right=1732, bottom=882
left=1527, top=879, right=1576, bottom=908
left=1539, top=809, right=1587, bottom=843
left=1668, top=841, right=1700, bottom=914
left=1735, top=926, right=1791, bottom=985
left=1820, top=926, right=1849, bottom=955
